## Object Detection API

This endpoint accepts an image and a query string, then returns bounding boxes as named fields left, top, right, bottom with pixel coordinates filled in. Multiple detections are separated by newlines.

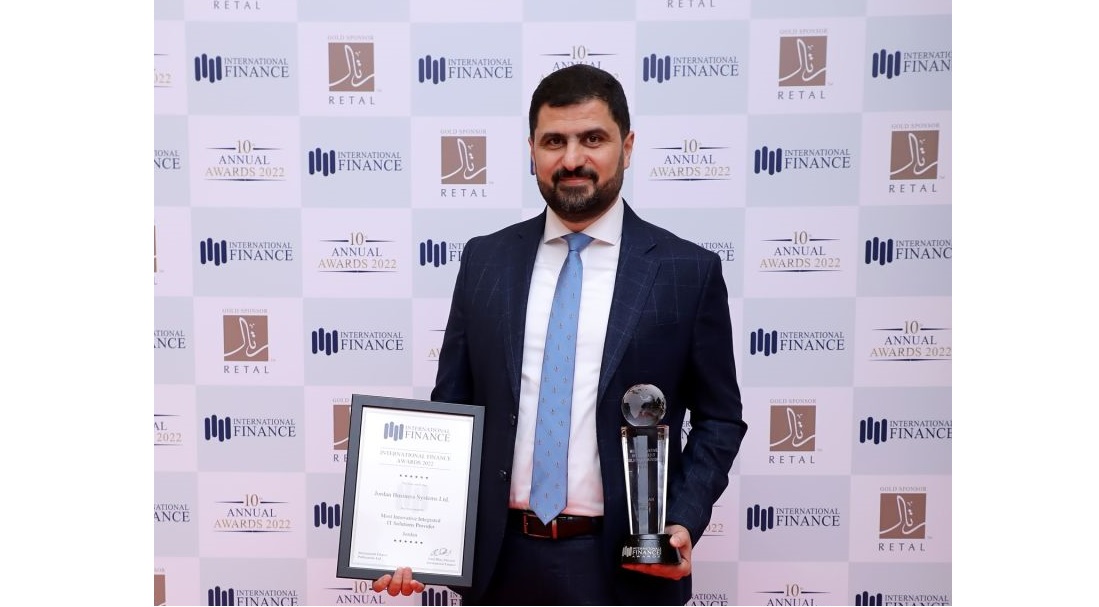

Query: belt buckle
left=550, top=518, right=559, bottom=540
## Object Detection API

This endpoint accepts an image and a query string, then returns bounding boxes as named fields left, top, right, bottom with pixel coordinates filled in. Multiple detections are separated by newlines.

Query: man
left=375, top=64, right=746, bottom=605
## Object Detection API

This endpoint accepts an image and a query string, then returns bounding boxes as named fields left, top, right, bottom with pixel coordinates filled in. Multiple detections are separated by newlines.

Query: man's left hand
left=621, top=524, right=692, bottom=580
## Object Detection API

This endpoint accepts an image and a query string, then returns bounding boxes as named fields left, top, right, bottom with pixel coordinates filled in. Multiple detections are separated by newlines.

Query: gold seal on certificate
left=336, top=395, right=484, bottom=587
left=619, top=384, right=681, bottom=565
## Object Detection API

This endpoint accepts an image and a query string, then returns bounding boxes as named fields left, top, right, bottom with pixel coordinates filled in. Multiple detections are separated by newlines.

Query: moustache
left=552, top=167, right=598, bottom=185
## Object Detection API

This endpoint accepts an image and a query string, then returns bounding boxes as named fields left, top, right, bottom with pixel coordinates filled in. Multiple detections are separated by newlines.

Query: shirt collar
left=542, top=197, right=624, bottom=247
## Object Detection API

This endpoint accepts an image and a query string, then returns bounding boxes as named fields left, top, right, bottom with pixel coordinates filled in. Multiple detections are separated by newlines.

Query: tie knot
left=563, top=232, right=594, bottom=253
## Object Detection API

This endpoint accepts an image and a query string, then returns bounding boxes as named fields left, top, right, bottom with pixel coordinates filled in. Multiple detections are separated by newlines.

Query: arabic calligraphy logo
left=879, top=492, right=927, bottom=539
left=329, top=43, right=375, bottom=92
left=440, top=136, right=487, bottom=185
left=223, top=315, right=270, bottom=362
left=769, top=405, right=816, bottom=452
left=889, top=130, right=939, bottom=180
left=778, top=36, right=827, bottom=87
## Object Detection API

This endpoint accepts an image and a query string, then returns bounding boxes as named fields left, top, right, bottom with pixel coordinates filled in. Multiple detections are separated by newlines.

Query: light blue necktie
left=530, top=231, right=594, bottom=524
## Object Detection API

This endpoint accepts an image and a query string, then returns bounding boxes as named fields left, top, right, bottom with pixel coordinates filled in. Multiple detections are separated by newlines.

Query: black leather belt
left=509, top=509, right=603, bottom=540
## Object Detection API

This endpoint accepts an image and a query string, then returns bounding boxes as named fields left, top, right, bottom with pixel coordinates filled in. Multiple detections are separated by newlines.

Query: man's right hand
left=372, top=567, right=426, bottom=597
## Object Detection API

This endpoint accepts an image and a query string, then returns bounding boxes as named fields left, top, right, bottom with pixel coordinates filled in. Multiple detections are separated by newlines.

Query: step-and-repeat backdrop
left=154, top=1, right=951, bottom=605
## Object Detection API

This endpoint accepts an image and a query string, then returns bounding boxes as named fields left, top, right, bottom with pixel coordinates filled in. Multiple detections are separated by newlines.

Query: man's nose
left=562, top=140, right=585, bottom=170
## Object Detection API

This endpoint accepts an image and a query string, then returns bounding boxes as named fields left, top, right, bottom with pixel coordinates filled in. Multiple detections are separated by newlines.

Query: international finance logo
left=858, top=415, right=952, bottom=445
left=769, top=405, right=816, bottom=451
left=418, top=54, right=447, bottom=84
left=193, top=53, right=290, bottom=84
left=753, top=145, right=851, bottom=176
left=854, top=590, right=951, bottom=606
left=314, top=501, right=342, bottom=528
left=441, top=136, right=487, bottom=185
left=640, top=51, right=740, bottom=83
left=870, top=48, right=952, bottom=79
left=890, top=130, right=939, bottom=180
left=419, top=238, right=466, bottom=267
left=749, top=327, right=846, bottom=356
left=311, top=327, right=339, bottom=355
left=384, top=421, right=405, bottom=441
left=421, top=587, right=459, bottom=605
left=879, top=492, right=926, bottom=539
left=746, top=502, right=842, bottom=532
left=863, top=237, right=951, bottom=265
left=223, top=314, right=269, bottom=362
left=207, top=586, right=235, bottom=606
left=745, top=504, right=775, bottom=531
left=329, top=42, right=375, bottom=92
left=778, top=36, right=827, bottom=86
left=416, top=54, right=514, bottom=84
left=306, top=146, right=404, bottom=177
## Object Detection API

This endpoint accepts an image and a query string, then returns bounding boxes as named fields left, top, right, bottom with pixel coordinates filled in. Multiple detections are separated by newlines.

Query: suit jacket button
left=498, top=470, right=509, bottom=482
left=509, top=414, right=517, bottom=427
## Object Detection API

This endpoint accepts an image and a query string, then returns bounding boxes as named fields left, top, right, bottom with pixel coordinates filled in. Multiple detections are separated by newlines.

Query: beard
left=536, top=155, right=625, bottom=224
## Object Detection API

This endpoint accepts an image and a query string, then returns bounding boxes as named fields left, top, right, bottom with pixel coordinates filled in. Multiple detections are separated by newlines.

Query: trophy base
left=620, top=533, right=681, bottom=565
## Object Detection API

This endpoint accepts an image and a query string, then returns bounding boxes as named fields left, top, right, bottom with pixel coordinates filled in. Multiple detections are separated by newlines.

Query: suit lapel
left=503, top=213, right=546, bottom=407
left=598, top=203, right=660, bottom=405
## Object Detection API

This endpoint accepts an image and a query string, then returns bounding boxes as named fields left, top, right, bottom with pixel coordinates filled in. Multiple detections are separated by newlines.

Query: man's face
left=529, top=99, right=634, bottom=226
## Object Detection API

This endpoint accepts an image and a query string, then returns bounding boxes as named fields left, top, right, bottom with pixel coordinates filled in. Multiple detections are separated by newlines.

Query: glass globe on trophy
left=620, top=384, right=680, bottom=564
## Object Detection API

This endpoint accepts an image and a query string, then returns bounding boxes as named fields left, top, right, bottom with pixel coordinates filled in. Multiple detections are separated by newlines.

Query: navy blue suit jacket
left=432, top=202, right=747, bottom=605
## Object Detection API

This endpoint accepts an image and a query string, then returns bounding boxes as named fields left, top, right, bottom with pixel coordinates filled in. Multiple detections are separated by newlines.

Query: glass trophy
left=620, top=384, right=680, bottom=564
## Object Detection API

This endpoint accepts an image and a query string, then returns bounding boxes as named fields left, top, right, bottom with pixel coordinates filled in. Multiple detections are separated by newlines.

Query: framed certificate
left=337, top=394, right=484, bottom=587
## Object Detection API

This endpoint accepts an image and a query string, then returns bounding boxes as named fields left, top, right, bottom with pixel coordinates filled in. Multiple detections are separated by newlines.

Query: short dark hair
left=528, top=64, right=631, bottom=139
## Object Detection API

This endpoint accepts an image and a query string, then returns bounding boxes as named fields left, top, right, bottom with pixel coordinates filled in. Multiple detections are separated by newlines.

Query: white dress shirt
left=509, top=199, right=623, bottom=517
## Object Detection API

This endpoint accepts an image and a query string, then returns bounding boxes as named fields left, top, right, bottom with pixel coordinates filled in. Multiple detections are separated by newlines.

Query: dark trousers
left=472, top=526, right=615, bottom=606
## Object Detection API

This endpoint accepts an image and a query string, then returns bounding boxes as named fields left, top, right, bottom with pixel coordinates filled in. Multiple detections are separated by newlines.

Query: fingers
left=371, top=567, right=426, bottom=596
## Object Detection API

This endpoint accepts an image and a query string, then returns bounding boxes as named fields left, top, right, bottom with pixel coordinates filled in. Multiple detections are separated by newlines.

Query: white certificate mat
left=337, top=395, right=484, bottom=587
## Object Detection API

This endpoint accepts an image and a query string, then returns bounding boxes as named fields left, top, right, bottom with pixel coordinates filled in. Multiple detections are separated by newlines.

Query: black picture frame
left=336, top=394, right=484, bottom=588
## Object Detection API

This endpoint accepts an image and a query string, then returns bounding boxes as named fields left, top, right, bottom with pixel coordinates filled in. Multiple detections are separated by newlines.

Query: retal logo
left=333, top=404, right=351, bottom=452
left=223, top=315, right=269, bottom=361
left=879, top=492, right=926, bottom=539
left=314, top=501, right=342, bottom=528
left=441, top=136, right=487, bottom=185
left=329, top=42, right=375, bottom=92
left=155, top=572, right=167, bottom=606
left=770, top=405, right=815, bottom=451
left=745, top=504, right=775, bottom=531
left=778, top=36, right=827, bottom=87
left=890, top=130, right=939, bottom=180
